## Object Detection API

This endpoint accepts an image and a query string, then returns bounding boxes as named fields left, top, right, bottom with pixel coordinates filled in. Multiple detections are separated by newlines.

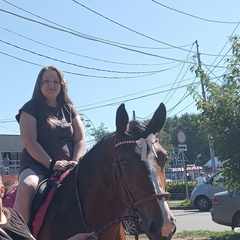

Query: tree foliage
left=144, top=114, right=209, bottom=167
left=163, top=114, right=209, bottom=166
left=91, top=122, right=110, bottom=142
left=191, top=36, right=240, bottom=190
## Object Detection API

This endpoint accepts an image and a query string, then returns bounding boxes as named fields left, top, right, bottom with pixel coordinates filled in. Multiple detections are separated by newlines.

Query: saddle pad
left=3, top=186, right=17, bottom=208
left=32, top=169, right=71, bottom=238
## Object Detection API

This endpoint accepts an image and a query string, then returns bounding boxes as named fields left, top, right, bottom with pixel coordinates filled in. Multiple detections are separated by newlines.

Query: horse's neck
left=79, top=154, right=128, bottom=232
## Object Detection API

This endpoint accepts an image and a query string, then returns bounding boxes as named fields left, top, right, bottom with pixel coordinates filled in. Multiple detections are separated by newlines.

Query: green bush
left=167, top=181, right=196, bottom=200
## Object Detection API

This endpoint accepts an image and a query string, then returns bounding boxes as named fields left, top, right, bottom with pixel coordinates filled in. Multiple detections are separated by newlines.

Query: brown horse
left=9, top=103, right=176, bottom=240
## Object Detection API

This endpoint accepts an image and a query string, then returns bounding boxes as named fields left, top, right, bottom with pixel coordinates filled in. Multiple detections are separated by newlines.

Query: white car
left=190, top=171, right=226, bottom=211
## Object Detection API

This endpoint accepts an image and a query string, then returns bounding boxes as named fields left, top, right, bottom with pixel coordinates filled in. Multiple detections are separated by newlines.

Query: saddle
left=3, top=165, right=74, bottom=238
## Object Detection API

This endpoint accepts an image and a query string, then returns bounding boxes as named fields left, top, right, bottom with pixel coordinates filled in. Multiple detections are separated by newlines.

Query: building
left=0, top=135, right=23, bottom=174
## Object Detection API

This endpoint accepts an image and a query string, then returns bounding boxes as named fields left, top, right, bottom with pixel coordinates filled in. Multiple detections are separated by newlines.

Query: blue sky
left=0, top=0, right=239, bottom=147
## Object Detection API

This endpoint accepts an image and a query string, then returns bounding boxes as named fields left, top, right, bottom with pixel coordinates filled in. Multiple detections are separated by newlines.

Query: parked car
left=190, top=171, right=226, bottom=211
left=211, top=191, right=240, bottom=229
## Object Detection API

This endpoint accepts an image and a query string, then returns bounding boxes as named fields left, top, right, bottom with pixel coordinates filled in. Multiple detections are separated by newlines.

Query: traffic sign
left=178, top=144, right=187, bottom=151
left=177, top=130, right=187, bottom=144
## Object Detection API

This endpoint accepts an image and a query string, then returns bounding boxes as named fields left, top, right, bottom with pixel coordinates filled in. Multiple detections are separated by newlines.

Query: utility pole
left=177, top=130, right=189, bottom=200
left=133, top=110, right=136, bottom=120
left=195, top=40, right=216, bottom=174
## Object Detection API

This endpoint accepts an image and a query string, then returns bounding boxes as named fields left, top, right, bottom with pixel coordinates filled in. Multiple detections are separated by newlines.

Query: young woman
left=14, top=66, right=86, bottom=224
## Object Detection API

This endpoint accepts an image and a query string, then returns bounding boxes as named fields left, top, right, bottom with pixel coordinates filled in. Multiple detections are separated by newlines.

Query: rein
left=88, top=215, right=140, bottom=240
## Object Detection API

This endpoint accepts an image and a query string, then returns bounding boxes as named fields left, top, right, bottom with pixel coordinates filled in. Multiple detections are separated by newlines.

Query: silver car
left=190, top=171, right=226, bottom=211
left=211, top=191, right=240, bottom=229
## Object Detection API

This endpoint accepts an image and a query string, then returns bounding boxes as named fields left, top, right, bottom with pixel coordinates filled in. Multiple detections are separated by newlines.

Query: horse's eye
left=119, top=159, right=128, bottom=166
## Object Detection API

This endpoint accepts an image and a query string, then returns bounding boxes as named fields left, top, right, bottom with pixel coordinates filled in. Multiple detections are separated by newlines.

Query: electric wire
left=151, top=0, right=240, bottom=24
left=76, top=75, right=198, bottom=110
left=204, top=22, right=240, bottom=78
left=2, top=1, right=231, bottom=58
left=0, top=49, right=185, bottom=79
left=77, top=82, right=199, bottom=112
left=0, top=26, right=178, bottom=67
left=0, top=1, right=237, bottom=133
left=72, top=0, right=193, bottom=51
left=0, top=9, right=205, bottom=64
left=0, top=39, right=175, bottom=75
left=163, top=43, right=195, bottom=104
left=2, top=0, right=192, bottom=51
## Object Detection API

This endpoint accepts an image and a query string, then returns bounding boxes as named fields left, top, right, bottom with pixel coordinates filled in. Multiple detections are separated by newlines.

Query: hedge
left=167, top=181, right=196, bottom=200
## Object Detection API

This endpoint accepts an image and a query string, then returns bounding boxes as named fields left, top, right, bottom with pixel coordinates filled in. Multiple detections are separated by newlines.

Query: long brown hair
left=0, top=176, right=11, bottom=220
left=32, top=66, right=73, bottom=128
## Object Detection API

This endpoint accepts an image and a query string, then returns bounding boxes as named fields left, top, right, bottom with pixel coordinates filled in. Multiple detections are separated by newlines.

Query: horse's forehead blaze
left=134, top=142, right=167, bottom=165
left=149, top=167, right=164, bottom=193
left=134, top=144, right=166, bottom=191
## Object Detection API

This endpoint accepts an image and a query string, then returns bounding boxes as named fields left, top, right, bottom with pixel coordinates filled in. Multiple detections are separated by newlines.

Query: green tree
left=91, top=122, right=110, bottom=142
left=144, top=114, right=209, bottom=168
left=163, top=114, right=209, bottom=166
left=191, top=36, right=240, bottom=191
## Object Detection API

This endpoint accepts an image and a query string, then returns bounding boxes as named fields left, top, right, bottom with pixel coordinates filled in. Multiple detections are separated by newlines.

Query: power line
left=2, top=1, right=231, bottom=59
left=204, top=22, right=240, bottom=77
left=1, top=9, right=200, bottom=64
left=1, top=1, right=192, bottom=51
left=0, top=49, right=184, bottom=79
left=77, top=82, right=199, bottom=112
left=72, top=0, right=193, bottom=51
left=163, top=44, right=195, bottom=104
left=0, top=39, right=175, bottom=75
left=0, top=26, right=180, bottom=67
left=152, top=0, right=240, bottom=24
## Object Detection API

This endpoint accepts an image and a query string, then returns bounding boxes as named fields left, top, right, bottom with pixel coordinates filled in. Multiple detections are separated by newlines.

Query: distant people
left=196, top=172, right=206, bottom=187
left=187, top=172, right=192, bottom=181
left=2, top=158, right=10, bottom=175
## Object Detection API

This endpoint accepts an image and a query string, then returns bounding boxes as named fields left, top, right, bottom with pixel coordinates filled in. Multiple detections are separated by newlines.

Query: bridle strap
left=133, top=192, right=170, bottom=209
left=115, top=140, right=136, bottom=148
left=114, top=136, right=170, bottom=210
left=114, top=156, right=170, bottom=209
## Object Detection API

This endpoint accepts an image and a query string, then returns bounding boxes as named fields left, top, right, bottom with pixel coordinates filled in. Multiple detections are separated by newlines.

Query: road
left=172, top=209, right=231, bottom=233
left=127, top=209, right=232, bottom=240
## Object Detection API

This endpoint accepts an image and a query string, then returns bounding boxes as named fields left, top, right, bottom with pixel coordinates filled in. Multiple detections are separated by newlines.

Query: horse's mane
left=127, top=120, right=151, bottom=139
left=83, top=119, right=150, bottom=163
left=77, top=121, right=150, bottom=187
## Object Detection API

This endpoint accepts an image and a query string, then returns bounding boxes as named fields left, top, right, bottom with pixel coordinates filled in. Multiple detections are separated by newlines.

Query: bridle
left=75, top=133, right=171, bottom=239
left=114, top=134, right=171, bottom=209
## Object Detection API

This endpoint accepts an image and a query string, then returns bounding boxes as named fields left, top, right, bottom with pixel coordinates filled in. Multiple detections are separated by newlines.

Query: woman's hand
left=69, top=160, right=78, bottom=166
left=67, top=232, right=98, bottom=240
left=52, top=160, right=70, bottom=171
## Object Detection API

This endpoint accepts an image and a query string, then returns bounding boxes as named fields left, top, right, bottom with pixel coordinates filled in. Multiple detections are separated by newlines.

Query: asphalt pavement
left=172, top=209, right=231, bottom=233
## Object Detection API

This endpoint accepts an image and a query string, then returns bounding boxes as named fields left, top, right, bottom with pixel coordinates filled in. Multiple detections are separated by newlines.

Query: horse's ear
left=146, top=103, right=166, bottom=134
left=116, top=103, right=129, bottom=133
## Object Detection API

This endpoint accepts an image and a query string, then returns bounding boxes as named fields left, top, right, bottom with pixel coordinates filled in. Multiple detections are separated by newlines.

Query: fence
left=0, top=160, right=20, bottom=175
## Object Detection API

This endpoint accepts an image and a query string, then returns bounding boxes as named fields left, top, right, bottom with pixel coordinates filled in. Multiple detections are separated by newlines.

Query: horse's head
left=114, top=103, right=176, bottom=240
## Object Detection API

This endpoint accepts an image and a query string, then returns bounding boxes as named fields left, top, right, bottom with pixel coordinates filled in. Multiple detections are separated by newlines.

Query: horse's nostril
left=150, top=220, right=165, bottom=235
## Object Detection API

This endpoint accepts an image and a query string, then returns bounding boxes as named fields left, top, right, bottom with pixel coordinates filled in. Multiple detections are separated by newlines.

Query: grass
left=175, top=230, right=240, bottom=240
left=135, top=231, right=240, bottom=239
left=169, top=199, right=191, bottom=208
